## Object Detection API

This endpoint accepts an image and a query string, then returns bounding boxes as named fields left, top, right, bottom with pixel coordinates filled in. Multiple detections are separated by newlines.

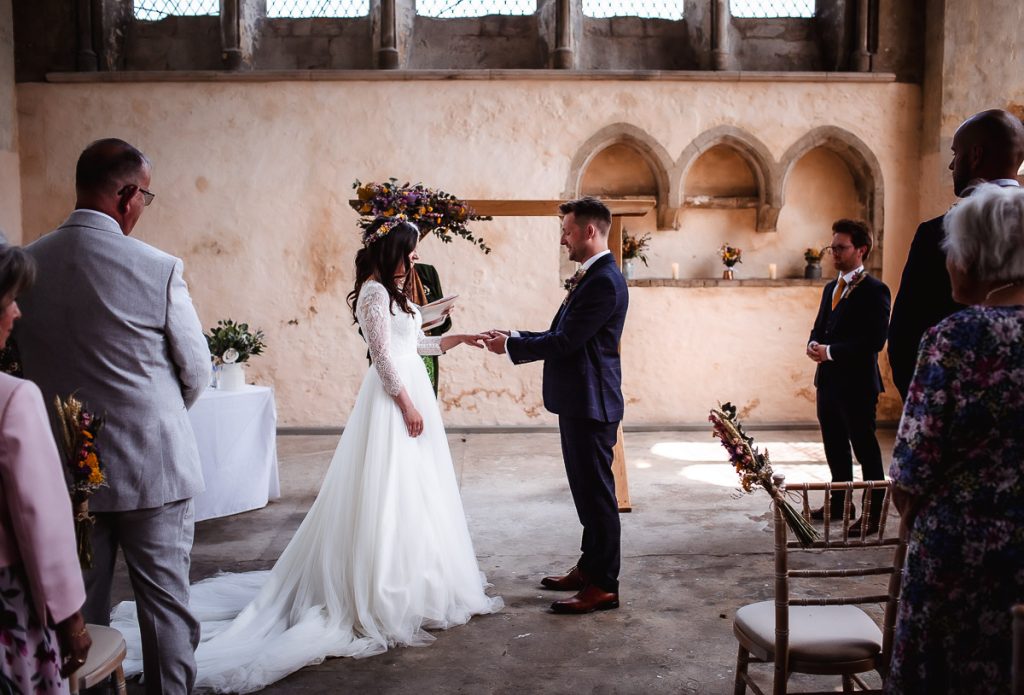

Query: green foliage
left=204, top=320, right=266, bottom=364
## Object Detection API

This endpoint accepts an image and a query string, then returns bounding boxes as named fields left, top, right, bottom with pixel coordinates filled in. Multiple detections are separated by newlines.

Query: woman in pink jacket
left=0, top=245, right=90, bottom=691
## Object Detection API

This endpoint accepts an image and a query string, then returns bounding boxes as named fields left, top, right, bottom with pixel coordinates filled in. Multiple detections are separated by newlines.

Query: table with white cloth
left=188, top=385, right=281, bottom=522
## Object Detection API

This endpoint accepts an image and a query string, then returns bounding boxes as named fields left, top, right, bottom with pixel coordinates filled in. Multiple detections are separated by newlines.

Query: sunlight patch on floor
left=677, top=462, right=833, bottom=487
left=650, top=440, right=827, bottom=463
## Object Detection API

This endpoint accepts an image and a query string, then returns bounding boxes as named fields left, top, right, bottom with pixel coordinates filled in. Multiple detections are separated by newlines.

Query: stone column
left=852, top=0, right=872, bottom=72
left=711, top=0, right=729, bottom=70
left=220, top=0, right=243, bottom=70
left=378, top=0, right=399, bottom=69
left=553, top=0, right=573, bottom=69
left=76, top=0, right=98, bottom=71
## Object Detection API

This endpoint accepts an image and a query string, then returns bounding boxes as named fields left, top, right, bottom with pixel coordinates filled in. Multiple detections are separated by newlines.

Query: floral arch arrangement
left=351, top=179, right=492, bottom=254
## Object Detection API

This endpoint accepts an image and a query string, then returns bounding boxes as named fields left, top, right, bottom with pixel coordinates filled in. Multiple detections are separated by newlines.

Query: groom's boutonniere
left=844, top=269, right=868, bottom=298
left=562, top=267, right=587, bottom=305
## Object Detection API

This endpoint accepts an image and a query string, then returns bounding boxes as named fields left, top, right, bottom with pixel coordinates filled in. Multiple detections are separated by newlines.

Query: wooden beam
left=612, top=424, right=631, bottom=512
left=465, top=198, right=655, bottom=218
left=347, top=198, right=655, bottom=218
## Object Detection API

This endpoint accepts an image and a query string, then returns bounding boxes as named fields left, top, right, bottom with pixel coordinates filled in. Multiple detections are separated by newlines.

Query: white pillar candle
left=671, top=262, right=680, bottom=279
left=768, top=263, right=778, bottom=280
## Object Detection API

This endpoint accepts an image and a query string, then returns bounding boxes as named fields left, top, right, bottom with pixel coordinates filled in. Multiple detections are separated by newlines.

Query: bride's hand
left=402, top=405, right=424, bottom=437
left=395, top=391, right=423, bottom=437
left=461, top=333, right=487, bottom=349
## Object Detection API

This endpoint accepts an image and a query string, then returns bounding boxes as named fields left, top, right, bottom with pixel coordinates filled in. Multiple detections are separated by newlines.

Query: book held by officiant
left=419, top=295, right=458, bottom=331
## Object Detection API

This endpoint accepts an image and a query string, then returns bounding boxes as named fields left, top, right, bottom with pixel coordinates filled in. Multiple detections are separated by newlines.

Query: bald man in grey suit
left=15, top=139, right=210, bottom=694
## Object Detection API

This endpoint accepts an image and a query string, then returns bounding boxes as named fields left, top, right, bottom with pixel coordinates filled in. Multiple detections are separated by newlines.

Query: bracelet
left=71, top=626, right=89, bottom=639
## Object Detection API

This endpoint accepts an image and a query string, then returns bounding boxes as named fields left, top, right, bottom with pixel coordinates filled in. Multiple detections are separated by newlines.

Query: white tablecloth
left=188, top=385, right=281, bottom=522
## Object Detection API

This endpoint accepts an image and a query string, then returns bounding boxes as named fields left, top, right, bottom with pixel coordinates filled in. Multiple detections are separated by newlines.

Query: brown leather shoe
left=540, top=565, right=586, bottom=591
left=550, top=585, right=619, bottom=614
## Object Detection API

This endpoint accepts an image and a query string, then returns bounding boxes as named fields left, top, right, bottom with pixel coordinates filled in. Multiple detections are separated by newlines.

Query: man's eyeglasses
left=824, top=244, right=854, bottom=254
left=118, top=185, right=156, bottom=207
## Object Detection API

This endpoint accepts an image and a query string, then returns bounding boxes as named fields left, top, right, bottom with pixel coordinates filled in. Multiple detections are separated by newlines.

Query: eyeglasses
left=118, top=185, right=156, bottom=207
left=824, top=244, right=854, bottom=254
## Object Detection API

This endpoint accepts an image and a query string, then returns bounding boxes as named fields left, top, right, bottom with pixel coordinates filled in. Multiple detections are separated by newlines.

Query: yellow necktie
left=831, top=277, right=847, bottom=311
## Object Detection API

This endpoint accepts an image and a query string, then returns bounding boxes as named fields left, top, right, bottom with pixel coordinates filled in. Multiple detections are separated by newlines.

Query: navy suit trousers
left=558, top=415, right=621, bottom=593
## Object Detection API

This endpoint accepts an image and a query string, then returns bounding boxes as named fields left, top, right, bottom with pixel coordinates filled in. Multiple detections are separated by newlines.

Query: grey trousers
left=83, top=499, right=199, bottom=695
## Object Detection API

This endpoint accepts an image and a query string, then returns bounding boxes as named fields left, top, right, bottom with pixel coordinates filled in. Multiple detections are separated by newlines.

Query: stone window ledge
left=43, top=69, right=897, bottom=84
left=626, top=278, right=830, bottom=288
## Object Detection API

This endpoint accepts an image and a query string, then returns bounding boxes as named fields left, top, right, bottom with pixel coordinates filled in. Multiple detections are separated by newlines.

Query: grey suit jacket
left=15, top=210, right=211, bottom=512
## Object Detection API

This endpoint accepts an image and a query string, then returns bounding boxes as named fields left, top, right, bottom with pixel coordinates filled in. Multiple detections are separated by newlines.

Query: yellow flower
left=88, top=468, right=104, bottom=485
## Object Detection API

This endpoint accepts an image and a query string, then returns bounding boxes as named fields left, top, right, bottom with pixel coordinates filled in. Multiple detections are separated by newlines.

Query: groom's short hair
left=560, top=197, right=612, bottom=235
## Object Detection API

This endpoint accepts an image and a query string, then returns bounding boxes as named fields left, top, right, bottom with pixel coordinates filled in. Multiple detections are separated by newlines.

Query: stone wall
left=16, top=77, right=918, bottom=426
left=0, top=0, right=21, bottom=243
left=12, top=0, right=925, bottom=78
left=916, top=0, right=1024, bottom=223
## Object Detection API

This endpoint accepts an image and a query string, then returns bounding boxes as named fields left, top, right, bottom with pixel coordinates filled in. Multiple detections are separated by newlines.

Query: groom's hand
left=484, top=330, right=508, bottom=355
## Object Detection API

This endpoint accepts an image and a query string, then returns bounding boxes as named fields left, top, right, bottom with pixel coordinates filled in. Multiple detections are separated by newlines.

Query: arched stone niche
left=672, top=126, right=778, bottom=233
left=564, top=123, right=674, bottom=229
left=779, top=126, right=885, bottom=274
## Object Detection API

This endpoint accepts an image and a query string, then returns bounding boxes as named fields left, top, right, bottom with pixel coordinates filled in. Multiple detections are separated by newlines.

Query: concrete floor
left=114, top=428, right=898, bottom=694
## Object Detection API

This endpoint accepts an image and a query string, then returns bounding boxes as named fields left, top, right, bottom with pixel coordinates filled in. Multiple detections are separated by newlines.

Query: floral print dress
left=887, top=306, right=1024, bottom=693
left=0, top=566, right=66, bottom=694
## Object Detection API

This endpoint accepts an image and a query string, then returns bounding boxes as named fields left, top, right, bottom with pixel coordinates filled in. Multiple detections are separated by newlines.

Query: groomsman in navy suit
left=807, top=219, right=890, bottom=533
left=484, top=197, right=628, bottom=614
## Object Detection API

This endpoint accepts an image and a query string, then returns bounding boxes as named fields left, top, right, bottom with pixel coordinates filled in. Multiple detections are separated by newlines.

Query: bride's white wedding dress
left=112, top=280, right=503, bottom=693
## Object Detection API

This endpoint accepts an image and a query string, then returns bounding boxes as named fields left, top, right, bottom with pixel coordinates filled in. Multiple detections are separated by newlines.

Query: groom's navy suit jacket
left=507, top=253, right=628, bottom=423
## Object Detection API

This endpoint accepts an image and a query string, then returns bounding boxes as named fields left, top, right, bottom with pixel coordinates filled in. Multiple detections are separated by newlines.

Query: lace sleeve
left=417, top=332, right=443, bottom=356
left=356, top=283, right=404, bottom=396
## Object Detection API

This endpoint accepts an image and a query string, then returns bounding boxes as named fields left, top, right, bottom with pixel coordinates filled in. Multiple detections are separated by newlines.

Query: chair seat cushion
left=75, top=624, right=127, bottom=689
left=734, top=601, right=882, bottom=663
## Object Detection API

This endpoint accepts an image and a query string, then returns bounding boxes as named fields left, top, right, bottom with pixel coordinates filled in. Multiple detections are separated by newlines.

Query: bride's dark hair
left=348, top=216, right=420, bottom=322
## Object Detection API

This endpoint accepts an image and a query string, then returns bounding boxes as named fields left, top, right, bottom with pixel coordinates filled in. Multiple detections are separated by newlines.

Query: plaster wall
left=16, top=79, right=919, bottom=426
left=916, top=0, right=1024, bottom=224
left=0, top=0, right=21, bottom=243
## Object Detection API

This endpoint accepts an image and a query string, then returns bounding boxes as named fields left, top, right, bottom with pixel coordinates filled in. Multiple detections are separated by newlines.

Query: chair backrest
left=769, top=478, right=908, bottom=682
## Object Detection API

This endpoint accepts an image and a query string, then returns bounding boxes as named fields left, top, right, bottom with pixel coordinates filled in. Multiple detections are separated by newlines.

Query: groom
left=484, top=197, right=628, bottom=614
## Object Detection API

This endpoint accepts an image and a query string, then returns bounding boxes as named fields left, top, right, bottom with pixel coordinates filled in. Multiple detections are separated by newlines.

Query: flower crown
left=363, top=214, right=408, bottom=247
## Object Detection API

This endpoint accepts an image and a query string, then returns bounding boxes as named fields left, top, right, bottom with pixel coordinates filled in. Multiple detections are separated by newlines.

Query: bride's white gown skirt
left=112, top=352, right=502, bottom=693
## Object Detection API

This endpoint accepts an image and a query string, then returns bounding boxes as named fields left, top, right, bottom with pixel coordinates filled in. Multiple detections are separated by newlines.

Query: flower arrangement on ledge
left=804, top=246, right=825, bottom=264
left=205, top=320, right=266, bottom=366
left=351, top=179, right=492, bottom=254
left=53, top=394, right=107, bottom=568
left=719, top=243, right=743, bottom=267
left=709, top=402, right=819, bottom=548
left=621, top=229, right=652, bottom=266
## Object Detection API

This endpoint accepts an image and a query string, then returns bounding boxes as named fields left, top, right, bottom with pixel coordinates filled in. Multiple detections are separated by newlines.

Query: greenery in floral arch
left=351, top=179, right=492, bottom=254
left=205, top=320, right=266, bottom=365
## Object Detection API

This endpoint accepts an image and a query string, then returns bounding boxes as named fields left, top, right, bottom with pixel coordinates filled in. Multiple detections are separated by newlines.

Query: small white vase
left=623, top=258, right=636, bottom=280
left=219, top=363, right=245, bottom=391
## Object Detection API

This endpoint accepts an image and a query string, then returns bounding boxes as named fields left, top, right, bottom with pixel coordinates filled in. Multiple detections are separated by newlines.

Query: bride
left=113, top=215, right=503, bottom=692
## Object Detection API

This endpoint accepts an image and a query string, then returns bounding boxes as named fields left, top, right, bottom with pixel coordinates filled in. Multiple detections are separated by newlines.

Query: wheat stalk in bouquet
left=709, top=402, right=819, bottom=547
left=53, top=394, right=107, bottom=569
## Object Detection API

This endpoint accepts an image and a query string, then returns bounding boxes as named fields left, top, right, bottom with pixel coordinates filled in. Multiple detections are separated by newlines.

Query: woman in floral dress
left=888, top=184, right=1024, bottom=693
left=0, top=245, right=91, bottom=692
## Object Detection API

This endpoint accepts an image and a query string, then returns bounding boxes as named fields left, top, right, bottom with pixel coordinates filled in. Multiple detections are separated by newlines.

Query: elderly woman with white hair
left=887, top=183, right=1024, bottom=693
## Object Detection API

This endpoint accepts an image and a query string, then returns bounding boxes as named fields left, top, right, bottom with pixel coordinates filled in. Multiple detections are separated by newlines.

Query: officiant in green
left=409, top=260, right=451, bottom=395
